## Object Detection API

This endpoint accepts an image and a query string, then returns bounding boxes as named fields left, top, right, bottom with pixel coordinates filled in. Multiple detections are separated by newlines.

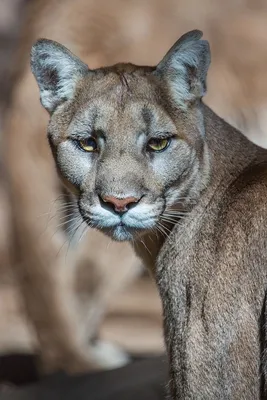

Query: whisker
left=106, top=237, right=114, bottom=251
left=55, top=217, right=85, bottom=259
left=164, top=213, right=188, bottom=220
left=78, top=223, right=89, bottom=243
left=151, top=226, right=160, bottom=241
left=155, top=226, right=167, bottom=238
left=155, top=223, right=168, bottom=238
left=41, top=211, right=78, bottom=235
left=160, top=216, right=179, bottom=225
left=161, top=214, right=186, bottom=223
left=141, top=240, right=151, bottom=255
left=164, top=210, right=189, bottom=216
left=65, top=219, right=84, bottom=263
left=157, top=221, right=172, bottom=235
left=54, top=216, right=82, bottom=232
left=136, top=232, right=152, bottom=256
left=36, top=199, right=78, bottom=237
left=50, top=212, right=82, bottom=243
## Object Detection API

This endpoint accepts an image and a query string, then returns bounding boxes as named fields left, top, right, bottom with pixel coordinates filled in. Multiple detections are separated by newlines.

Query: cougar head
left=31, top=30, right=211, bottom=241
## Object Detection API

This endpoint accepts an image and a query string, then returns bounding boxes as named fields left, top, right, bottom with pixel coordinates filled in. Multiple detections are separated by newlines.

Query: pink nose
left=102, top=195, right=139, bottom=213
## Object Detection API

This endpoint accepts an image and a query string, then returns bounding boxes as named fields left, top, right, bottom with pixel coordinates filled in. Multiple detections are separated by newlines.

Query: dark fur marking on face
left=142, top=107, right=153, bottom=134
left=116, top=72, right=131, bottom=105
left=90, top=108, right=98, bottom=131
left=118, top=72, right=130, bottom=91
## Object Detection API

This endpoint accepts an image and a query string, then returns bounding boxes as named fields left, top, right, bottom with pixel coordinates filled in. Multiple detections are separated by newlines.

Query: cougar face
left=31, top=31, right=211, bottom=241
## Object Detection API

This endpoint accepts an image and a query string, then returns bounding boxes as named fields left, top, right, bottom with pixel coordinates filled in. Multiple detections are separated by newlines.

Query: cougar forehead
left=81, top=68, right=173, bottom=123
left=77, top=64, right=159, bottom=108
left=50, top=64, right=169, bottom=138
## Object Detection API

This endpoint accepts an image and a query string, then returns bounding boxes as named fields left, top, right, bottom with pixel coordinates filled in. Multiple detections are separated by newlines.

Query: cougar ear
left=154, top=30, right=211, bottom=108
left=30, top=39, right=89, bottom=113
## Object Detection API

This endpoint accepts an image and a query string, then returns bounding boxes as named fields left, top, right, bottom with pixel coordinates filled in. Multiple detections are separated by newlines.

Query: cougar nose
left=101, top=195, right=140, bottom=214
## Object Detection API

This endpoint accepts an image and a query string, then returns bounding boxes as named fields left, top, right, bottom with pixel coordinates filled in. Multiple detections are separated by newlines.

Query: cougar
left=30, top=30, right=267, bottom=398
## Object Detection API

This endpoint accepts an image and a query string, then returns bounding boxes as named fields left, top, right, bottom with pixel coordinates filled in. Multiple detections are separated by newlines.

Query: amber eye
left=78, top=137, right=98, bottom=152
left=147, top=138, right=170, bottom=152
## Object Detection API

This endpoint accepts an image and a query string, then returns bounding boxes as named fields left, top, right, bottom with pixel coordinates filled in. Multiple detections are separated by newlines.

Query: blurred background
left=0, top=0, right=267, bottom=396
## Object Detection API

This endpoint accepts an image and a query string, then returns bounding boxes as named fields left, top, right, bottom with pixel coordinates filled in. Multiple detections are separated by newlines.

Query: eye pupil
left=147, top=138, right=170, bottom=152
left=78, top=137, right=98, bottom=152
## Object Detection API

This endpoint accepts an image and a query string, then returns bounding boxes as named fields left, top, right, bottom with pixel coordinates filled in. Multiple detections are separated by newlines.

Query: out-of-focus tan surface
left=0, top=0, right=25, bottom=129
left=100, top=276, right=164, bottom=355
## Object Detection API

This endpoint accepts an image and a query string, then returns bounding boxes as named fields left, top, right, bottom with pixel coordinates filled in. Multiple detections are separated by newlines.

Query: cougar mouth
left=78, top=194, right=166, bottom=241
left=79, top=207, right=158, bottom=241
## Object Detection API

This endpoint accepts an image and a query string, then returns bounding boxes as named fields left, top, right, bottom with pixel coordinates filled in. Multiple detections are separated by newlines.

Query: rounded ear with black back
left=30, top=39, right=89, bottom=114
left=154, top=30, right=211, bottom=109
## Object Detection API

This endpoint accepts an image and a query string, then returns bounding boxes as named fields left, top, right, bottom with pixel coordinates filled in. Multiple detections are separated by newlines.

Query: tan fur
left=2, top=0, right=267, bottom=375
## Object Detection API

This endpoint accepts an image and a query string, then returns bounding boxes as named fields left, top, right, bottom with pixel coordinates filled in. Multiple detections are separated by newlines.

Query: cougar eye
left=78, top=137, right=98, bottom=152
left=147, top=138, right=170, bottom=152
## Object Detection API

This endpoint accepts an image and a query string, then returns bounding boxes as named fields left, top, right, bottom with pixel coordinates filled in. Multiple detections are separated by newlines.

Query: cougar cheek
left=57, top=141, right=93, bottom=186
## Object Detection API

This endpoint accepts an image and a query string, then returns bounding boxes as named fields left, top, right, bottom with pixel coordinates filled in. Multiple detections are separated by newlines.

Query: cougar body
left=31, top=29, right=267, bottom=398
